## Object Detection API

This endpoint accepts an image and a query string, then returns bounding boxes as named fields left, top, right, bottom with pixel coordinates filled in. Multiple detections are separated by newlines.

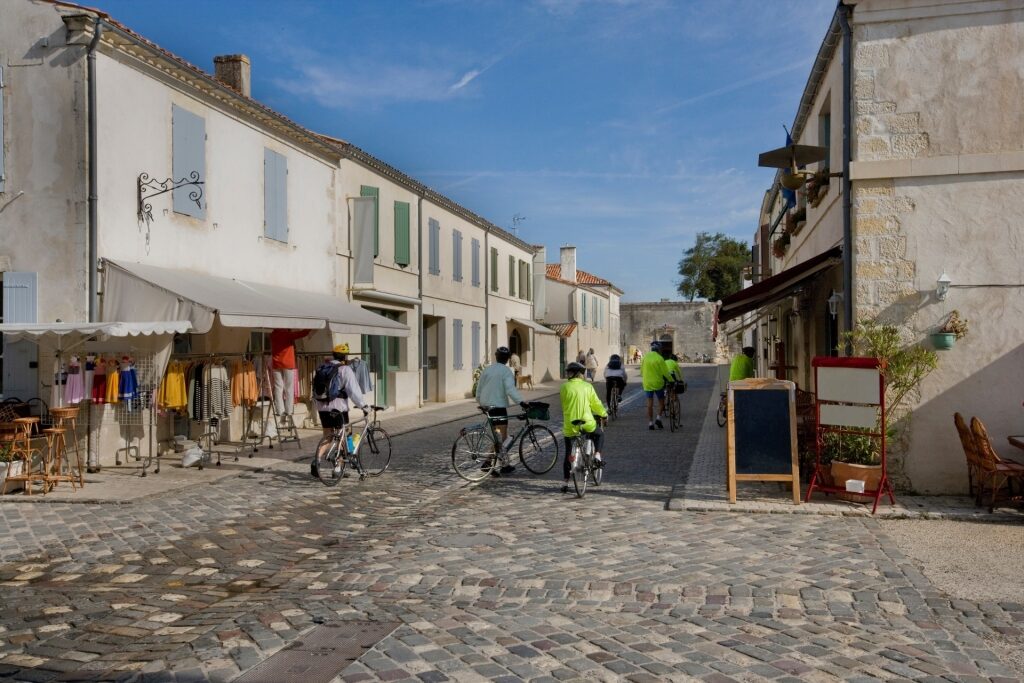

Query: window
left=0, top=66, right=6, bottom=193
left=490, top=247, right=499, bottom=292
left=453, top=229, right=463, bottom=282
left=471, top=238, right=481, bottom=287
left=394, top=201, right=410, bottom=267
left=581, top=293, right=587, bottom=326
left=518, top=260, right=531, bottom=301
left=263, top=149, right=288, bottom=242
left=471, top=321, right=480, bottom=368
left=818, top=102, right=832, bottom=171
left=508, top=255, right=516, bottom=297
left=172, top=104, right=205, bottom=218
left=428, top=219, right=440, bottom=275
left=453, top=319, right=463, bottom=370
left=360, top=186, right=379, bottom=257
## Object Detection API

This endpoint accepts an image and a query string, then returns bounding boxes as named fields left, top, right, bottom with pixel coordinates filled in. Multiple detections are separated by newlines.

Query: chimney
left=213, top=54, right=251, bottom=97
left=560, top=245, right=577, bottom=284
left=532, top=246, right=547, bottom=321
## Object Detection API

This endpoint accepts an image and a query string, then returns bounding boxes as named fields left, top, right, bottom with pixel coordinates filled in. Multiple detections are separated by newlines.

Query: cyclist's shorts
left=644, top=389, right=666, bottom=400
left=319, top=409, right=349, bottom=429
left=486, top=407, right=508, bottom=425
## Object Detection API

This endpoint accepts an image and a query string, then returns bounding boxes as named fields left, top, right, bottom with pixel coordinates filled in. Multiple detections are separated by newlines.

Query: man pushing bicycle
left=475, top=346, right=530, bottom=476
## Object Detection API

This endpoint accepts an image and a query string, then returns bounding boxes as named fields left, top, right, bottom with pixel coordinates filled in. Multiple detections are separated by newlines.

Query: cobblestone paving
left=0, top=369, right=1019, bottom=681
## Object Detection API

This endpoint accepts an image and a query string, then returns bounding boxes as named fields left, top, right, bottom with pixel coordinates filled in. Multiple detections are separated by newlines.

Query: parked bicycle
left=717, top=392, right=727, bottom=427
left=451, top=401, right=558, bottom=482
left=314, top=406, right=392, bottom=485
left=567, top=418, right=603, bottom=497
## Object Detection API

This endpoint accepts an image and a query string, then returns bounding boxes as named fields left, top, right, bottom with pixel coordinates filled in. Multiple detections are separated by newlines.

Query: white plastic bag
left=181, top=447, right=204, bottom=468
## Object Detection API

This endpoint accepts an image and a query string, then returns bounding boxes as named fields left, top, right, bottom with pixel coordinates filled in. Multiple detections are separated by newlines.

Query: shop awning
left=103, top=260, right=409, bottom=337
left=0, top=321, right=191, bottom=343
left=508, top=317, right=556, bottom=335
left=545, top=322, right=577, bottom=338
left=718, top=246, right=842, bottom=323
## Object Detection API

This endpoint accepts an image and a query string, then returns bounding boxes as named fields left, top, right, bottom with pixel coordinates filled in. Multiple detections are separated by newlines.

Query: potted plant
left=808, top=168, right=831, bottom=207
left=931, top=310, right=968, bottom=350
left=772, top=233, right=790, bottom=259
left=0, top=442, right=22, bottom=495
left=825, top=321, right=938, bottom=496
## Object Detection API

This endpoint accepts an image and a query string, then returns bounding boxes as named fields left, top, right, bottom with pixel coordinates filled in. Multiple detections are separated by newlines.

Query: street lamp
left=827, top=290, right=843, bottom=318
left=936, top=272, right=951, bottom=301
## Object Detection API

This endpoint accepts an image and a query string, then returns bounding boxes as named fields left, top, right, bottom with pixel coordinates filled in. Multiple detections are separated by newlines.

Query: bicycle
left=314, top=406, right=392, bottom=486
left=451, top=401, right=558, bottom=482
left=608, top=383, right=621, bottom=420
left=717, top=392, right=727, bottom=428
left=666, top=379, right=682, bottom=432
left=568, top=418, right=604, bottom=497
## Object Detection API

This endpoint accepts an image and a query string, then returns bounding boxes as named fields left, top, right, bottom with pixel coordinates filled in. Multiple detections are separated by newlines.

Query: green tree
left=676, top=232, right=750, bottom=301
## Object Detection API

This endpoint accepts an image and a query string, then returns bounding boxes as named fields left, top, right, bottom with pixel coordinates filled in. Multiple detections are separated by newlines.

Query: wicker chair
left=953, top=413, right=982, bottom=502
left=970, top=416, right=1024, bottom=512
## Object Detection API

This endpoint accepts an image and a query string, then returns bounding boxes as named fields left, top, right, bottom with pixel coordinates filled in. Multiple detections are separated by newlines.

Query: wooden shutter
left=429, top=219, right=440, bottom=274
left=490, top=247, right=498, bottom=291
left=582, top=293, right=587, bottom=325
left=2, top=272, right=38, bottom=400
left=394, top=201, right=410, bottom=266
left=525, top=264, right=531, bottom=301
left=471, top=321, right=480, bottom=368
left=172, top=104, right=206, bottom=218
left=264, top=149, right=288, bottom=242
left=0, top=67, right=5, bottom=192
left=471, top=239, right=480, bottom=287
left=453, top=230, right=463, bottom=282
left=509, top=255, right=516, bottom=297
left=360, top=186, right=379, bottom=257
left=453, top=319, right=463, bottom=370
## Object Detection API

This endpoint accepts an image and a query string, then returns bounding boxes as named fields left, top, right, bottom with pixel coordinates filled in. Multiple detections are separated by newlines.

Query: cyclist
left=730, top=346, right=756, bottom=381
left=603, top=354, right=627, bottom=406
left=641, top=341, right=669, bottom=430
left=663, top=350, right=683, bottom=384
left=312, top=343, right=368, bottom=477
left=476, top=346, right=530, bottom=475
left=560, top=361, right=608, bottom=493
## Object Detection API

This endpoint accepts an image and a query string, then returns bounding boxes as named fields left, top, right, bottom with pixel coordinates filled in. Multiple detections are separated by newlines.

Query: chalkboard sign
left=726, top=378, right=800, bottom=504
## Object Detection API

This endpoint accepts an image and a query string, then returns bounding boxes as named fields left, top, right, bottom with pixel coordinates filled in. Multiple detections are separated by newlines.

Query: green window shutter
left=394, top=201, right=410, bottom=266
left=509, top=255, right=516, bottom=297
left=360, top=186, right=379, bottom=257
left=490, top=248, right=498, bottom=291
left=582, top=293, right=587, bottom=326
left=526, top=264, right=531, bottom=301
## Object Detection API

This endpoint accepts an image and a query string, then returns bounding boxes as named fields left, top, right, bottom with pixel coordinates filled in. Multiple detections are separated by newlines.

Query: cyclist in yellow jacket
left=641, top=341, right=669, bottom=430
left=560, top=362, right=608, bottom=493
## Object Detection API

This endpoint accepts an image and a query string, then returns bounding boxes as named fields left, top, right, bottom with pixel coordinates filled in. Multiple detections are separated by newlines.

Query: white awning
left=508, top=317, right=556, bottom=335
left=103, top=260, right=409, bottom=337
left=0, top=321, right=191, bottom=346
left=351, top=288, right=422, bottom=307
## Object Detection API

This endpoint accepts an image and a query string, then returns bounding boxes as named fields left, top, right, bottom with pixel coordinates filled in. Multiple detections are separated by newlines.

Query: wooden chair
left=953, top=413, right=982, bottom=502
left=970, top=416, right=1024, bottom=512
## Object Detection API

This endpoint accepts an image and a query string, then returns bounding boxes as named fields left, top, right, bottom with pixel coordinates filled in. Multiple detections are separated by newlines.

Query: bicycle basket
left=525, top=401, right=550, bottom=420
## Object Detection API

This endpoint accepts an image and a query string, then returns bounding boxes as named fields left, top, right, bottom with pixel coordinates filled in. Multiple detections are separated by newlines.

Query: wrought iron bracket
left=137, top=171, right=204, bottom=225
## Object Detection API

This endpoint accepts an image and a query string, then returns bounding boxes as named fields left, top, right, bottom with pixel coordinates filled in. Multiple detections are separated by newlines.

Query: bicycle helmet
left=565, top=361, right=586, bottom=378
left=495, top=346, right=512, bottom=364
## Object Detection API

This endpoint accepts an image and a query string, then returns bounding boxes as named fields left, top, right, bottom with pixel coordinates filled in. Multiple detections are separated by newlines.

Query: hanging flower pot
left=930, top=332, right=956, bottom=350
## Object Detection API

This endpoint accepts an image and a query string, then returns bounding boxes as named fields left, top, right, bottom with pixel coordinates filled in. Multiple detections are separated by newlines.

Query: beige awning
left=103, top=260, right=409, bottom=337
left=508, top=317, right=556, bottom=335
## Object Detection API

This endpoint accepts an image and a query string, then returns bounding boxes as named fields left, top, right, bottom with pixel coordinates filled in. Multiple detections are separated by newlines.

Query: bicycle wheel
left=717, top=397, right=727, bottom=428
left=452, top=427, right=495, bottom=482
left=671, top=396, right=681, bottom=431
left=572, top=442, right=588, bottom=498
left=316, top=437, right=345, bottom=487
left=609, top=388, right=619, bottom=420
left=520, top=424, right=558, bottom=474
left=591, top=456, right=603, bottom=486
left=359, top=426, right=393, bottom=476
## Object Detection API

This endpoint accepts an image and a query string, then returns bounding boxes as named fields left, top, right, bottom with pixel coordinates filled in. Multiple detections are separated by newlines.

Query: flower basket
left=772, top=234, right=790, bottom=259
left=930, top=332, right=956, bottom=350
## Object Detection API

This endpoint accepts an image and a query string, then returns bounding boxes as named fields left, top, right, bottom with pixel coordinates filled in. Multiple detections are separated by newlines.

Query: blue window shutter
left=471, top=239, right=480, bottom=287
left=453, top=230, right=463, bottom=282
left=172, top=105, right=205, bottom=218
left=453, top=319, right=463, bottom=370
left=2, top=272, right=38, bottom=400
left=394, top=201, right=410, bottom=266
left=428, top=219, right=440, bottom=275
left=358, top=187, right=378, bottom=255
left=471, top=322, right=480, bottom=368
left=264, top=149, right=288, bottom=242
left=0, top=67, right=5, bottom=193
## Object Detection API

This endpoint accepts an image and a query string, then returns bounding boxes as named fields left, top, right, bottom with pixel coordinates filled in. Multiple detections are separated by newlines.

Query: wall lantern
left=936, top=272, right=951, bottom=301
left=827, top=290, right=843, bottom=319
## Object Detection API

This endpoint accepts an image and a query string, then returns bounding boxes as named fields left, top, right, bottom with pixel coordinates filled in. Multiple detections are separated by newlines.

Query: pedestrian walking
left=585, top=348, right=599, bottom=382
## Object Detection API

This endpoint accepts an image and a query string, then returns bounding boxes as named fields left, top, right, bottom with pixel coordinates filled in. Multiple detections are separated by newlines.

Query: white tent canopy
left=103, top=260, right=410, bottom=337
left=0, top=321, right=191, bottom=346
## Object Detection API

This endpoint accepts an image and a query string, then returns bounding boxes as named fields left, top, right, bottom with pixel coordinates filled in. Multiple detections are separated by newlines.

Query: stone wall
left=620, top=302, right=726, bottom=363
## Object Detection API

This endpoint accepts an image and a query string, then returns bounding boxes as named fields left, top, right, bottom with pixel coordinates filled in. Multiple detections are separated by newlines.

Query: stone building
left=719, top=0, right=1024, bottom=493
left=620, top=302, right=724, bottom=364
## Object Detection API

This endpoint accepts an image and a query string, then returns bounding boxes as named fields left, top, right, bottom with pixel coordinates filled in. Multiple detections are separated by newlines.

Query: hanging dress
left=84, top=355, right=96, bottom=401
left=119, top=358, right=138, bottom=403
left=105, top=359, right=120, bottom=404
left=64, top=355, right=85, bottom=404
left=91, top=357, right=107, bottom=403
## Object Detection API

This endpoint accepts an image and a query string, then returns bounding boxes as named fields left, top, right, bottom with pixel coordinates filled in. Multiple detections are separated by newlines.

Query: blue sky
left=93, top=0, right=835, bottom=302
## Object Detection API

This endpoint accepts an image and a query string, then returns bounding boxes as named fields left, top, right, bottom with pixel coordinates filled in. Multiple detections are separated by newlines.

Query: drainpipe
left=87, top=19, right=103, bottom=322
left=417, top=194, right=424, bottom=407
left=483, top=229, right=490, bottom=363
left=839, top=2, right=854, bottom=353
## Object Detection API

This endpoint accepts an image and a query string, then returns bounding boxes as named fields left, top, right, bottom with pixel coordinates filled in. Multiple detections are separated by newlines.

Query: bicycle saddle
left=571, top=419, right=586, bottom=426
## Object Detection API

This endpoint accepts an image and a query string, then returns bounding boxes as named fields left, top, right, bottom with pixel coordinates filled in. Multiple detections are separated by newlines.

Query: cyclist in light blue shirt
left=475, top=346, right=530, bottom=475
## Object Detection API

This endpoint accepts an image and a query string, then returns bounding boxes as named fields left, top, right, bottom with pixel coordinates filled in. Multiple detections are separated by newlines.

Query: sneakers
left=655, top=417, right=664, bottom=430
left=310, top=461, right=318, bottom=477
left=561, top=483, right=570, bottom=494
left=648, top=424, right=655, bottom=431
left=594, top=456, right=604, bottom=469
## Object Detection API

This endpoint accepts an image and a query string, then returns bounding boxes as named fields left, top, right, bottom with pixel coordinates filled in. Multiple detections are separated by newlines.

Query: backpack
left=312, top=362, right=346, bottom=402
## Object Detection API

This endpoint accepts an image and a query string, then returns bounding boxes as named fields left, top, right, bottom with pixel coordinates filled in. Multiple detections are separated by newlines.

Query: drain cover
left=431, top=532, right=502, bottom=548
left=234, top=620, right=400, bottom=683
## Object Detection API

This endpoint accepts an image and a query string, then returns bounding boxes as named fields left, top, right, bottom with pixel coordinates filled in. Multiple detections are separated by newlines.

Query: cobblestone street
left=0, top=367, right=1021, bottom=682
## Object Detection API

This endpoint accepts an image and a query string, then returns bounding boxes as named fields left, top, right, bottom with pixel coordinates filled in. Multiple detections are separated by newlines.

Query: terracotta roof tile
left=545, top=264, right=616, bottom=288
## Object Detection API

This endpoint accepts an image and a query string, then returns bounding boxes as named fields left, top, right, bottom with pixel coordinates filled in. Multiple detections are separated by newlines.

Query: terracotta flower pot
left=830, top=461, right=883, bottom=500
